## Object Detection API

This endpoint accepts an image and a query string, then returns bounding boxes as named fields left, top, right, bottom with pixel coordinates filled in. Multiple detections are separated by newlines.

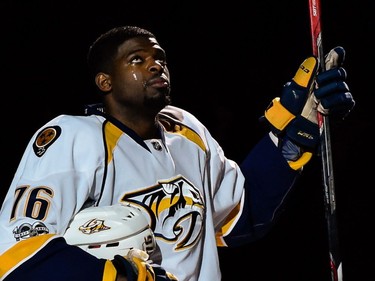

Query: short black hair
left=87, top=26, right=156, bottom=80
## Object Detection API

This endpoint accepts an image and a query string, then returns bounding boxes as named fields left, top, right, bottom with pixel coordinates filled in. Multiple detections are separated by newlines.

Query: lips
left=147, top=77, right=170, bottom=89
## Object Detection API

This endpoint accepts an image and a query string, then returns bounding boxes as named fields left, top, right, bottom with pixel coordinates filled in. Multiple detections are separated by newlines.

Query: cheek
left=126, top=65, right=147, bottom=82
left=126, top=70, right=147, bottom=90
left=130, top=70, right=141, bottom=81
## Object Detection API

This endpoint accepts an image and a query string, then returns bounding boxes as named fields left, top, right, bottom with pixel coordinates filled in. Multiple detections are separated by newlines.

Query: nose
left=148, top=60, right=164, bottom=73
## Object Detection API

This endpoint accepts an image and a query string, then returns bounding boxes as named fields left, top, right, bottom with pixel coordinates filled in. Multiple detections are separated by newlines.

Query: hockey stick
left=308, top=0, right=343, bottom=280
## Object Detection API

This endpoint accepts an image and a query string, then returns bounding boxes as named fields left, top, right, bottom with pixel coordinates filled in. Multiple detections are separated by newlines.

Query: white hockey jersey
left=0, top=105, right=299, bottom=281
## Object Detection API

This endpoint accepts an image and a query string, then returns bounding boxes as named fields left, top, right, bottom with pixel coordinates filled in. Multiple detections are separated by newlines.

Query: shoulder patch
left=33, top=126, right=62, bottom=157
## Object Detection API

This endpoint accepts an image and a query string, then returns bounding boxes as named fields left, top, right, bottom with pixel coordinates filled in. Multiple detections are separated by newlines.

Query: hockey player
left=0, top=26, right=354, bottom=281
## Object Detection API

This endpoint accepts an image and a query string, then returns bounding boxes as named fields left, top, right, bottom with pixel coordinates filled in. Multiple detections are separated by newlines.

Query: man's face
left=108, top=36, right=171, bottom=114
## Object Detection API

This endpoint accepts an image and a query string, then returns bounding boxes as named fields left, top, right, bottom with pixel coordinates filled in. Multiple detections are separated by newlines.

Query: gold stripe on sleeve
left=0, top=234, right=56, bottom=277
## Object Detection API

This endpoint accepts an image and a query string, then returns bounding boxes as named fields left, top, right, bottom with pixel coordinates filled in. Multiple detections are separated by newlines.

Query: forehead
left=117, top=36, right=164, bottom=57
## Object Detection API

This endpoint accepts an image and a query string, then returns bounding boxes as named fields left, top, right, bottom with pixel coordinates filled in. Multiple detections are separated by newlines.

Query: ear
left=95, top=73, right=112, bottom=93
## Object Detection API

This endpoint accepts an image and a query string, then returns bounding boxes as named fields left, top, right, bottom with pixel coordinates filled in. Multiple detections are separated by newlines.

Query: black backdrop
left=1, top=0, right=373, bottom=280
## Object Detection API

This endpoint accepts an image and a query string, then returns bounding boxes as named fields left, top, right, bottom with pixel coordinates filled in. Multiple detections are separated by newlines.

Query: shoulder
left=40, top=114, right=103, bottom=136
left=158, top=106, right=211, bottom=151
left=32, top=114, right=104, bottom=156
left=158, top=105, right=205, bottom=129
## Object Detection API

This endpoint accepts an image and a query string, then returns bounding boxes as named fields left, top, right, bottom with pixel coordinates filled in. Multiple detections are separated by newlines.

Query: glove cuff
left=112, top=255, right=138, bottom=281
left=286, top=115, right=320, bottom=148
left=288, top=151, right=313, bottom=170
left=264, top=97, right=296, bottom=132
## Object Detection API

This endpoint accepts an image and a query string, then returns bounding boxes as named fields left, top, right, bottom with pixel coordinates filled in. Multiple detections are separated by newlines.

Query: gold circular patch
left=36, top=127, right=57, bottom=147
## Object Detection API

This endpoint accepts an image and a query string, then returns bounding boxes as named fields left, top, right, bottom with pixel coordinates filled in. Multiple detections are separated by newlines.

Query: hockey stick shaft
left=308, top=0, right=343, bottom=280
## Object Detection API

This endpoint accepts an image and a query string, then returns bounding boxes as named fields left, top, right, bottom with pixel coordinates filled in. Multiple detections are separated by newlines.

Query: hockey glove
left=312, top=46, right=355, bottom=120
left=264, top=56, right=320, bottom=149
left=111, top=248, right=178, bottom=281
left=264, top=46, right=354, bottom=149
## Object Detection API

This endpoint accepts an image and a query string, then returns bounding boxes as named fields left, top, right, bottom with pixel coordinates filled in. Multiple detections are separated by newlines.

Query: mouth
left=146, top=77, right=170, bottom=89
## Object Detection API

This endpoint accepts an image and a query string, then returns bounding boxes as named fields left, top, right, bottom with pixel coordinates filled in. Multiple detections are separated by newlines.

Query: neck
left=109, top=110, right=160, bottom=140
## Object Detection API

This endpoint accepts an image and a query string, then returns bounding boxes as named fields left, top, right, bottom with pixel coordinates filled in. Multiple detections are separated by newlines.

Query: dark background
left=1, top=1, right=373, bottom=280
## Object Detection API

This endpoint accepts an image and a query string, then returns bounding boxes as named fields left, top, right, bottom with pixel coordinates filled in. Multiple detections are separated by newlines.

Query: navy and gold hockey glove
left=111, top=249, right=178, bottom=281
left=263, top=46, right=354, bottom=169
left=313, top=46, right=355, bottom=120
left=264, top=56, right=320, bottom=149
left=292, top=46, right=354, bottom=144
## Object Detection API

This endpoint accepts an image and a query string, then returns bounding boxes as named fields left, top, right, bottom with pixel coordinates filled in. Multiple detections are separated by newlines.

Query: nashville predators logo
left=122, top=175, right=205, bottom=251
left=78, top=219, right=110, bottom=234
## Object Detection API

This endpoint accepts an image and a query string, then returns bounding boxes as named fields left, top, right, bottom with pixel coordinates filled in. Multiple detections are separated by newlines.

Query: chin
left=145, top=94, right=171, bottom=110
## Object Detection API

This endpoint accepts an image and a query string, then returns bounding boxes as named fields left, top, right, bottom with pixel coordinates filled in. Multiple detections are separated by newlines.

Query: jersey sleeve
left=0, top=235, right=118, bottom=281
left=217, top=134, right=301, bottom=247
left=0, top=115, right=108, bottom=280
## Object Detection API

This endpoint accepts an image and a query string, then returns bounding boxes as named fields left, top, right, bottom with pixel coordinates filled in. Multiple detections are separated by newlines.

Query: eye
left=129, top=55, right=143, bottom=65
